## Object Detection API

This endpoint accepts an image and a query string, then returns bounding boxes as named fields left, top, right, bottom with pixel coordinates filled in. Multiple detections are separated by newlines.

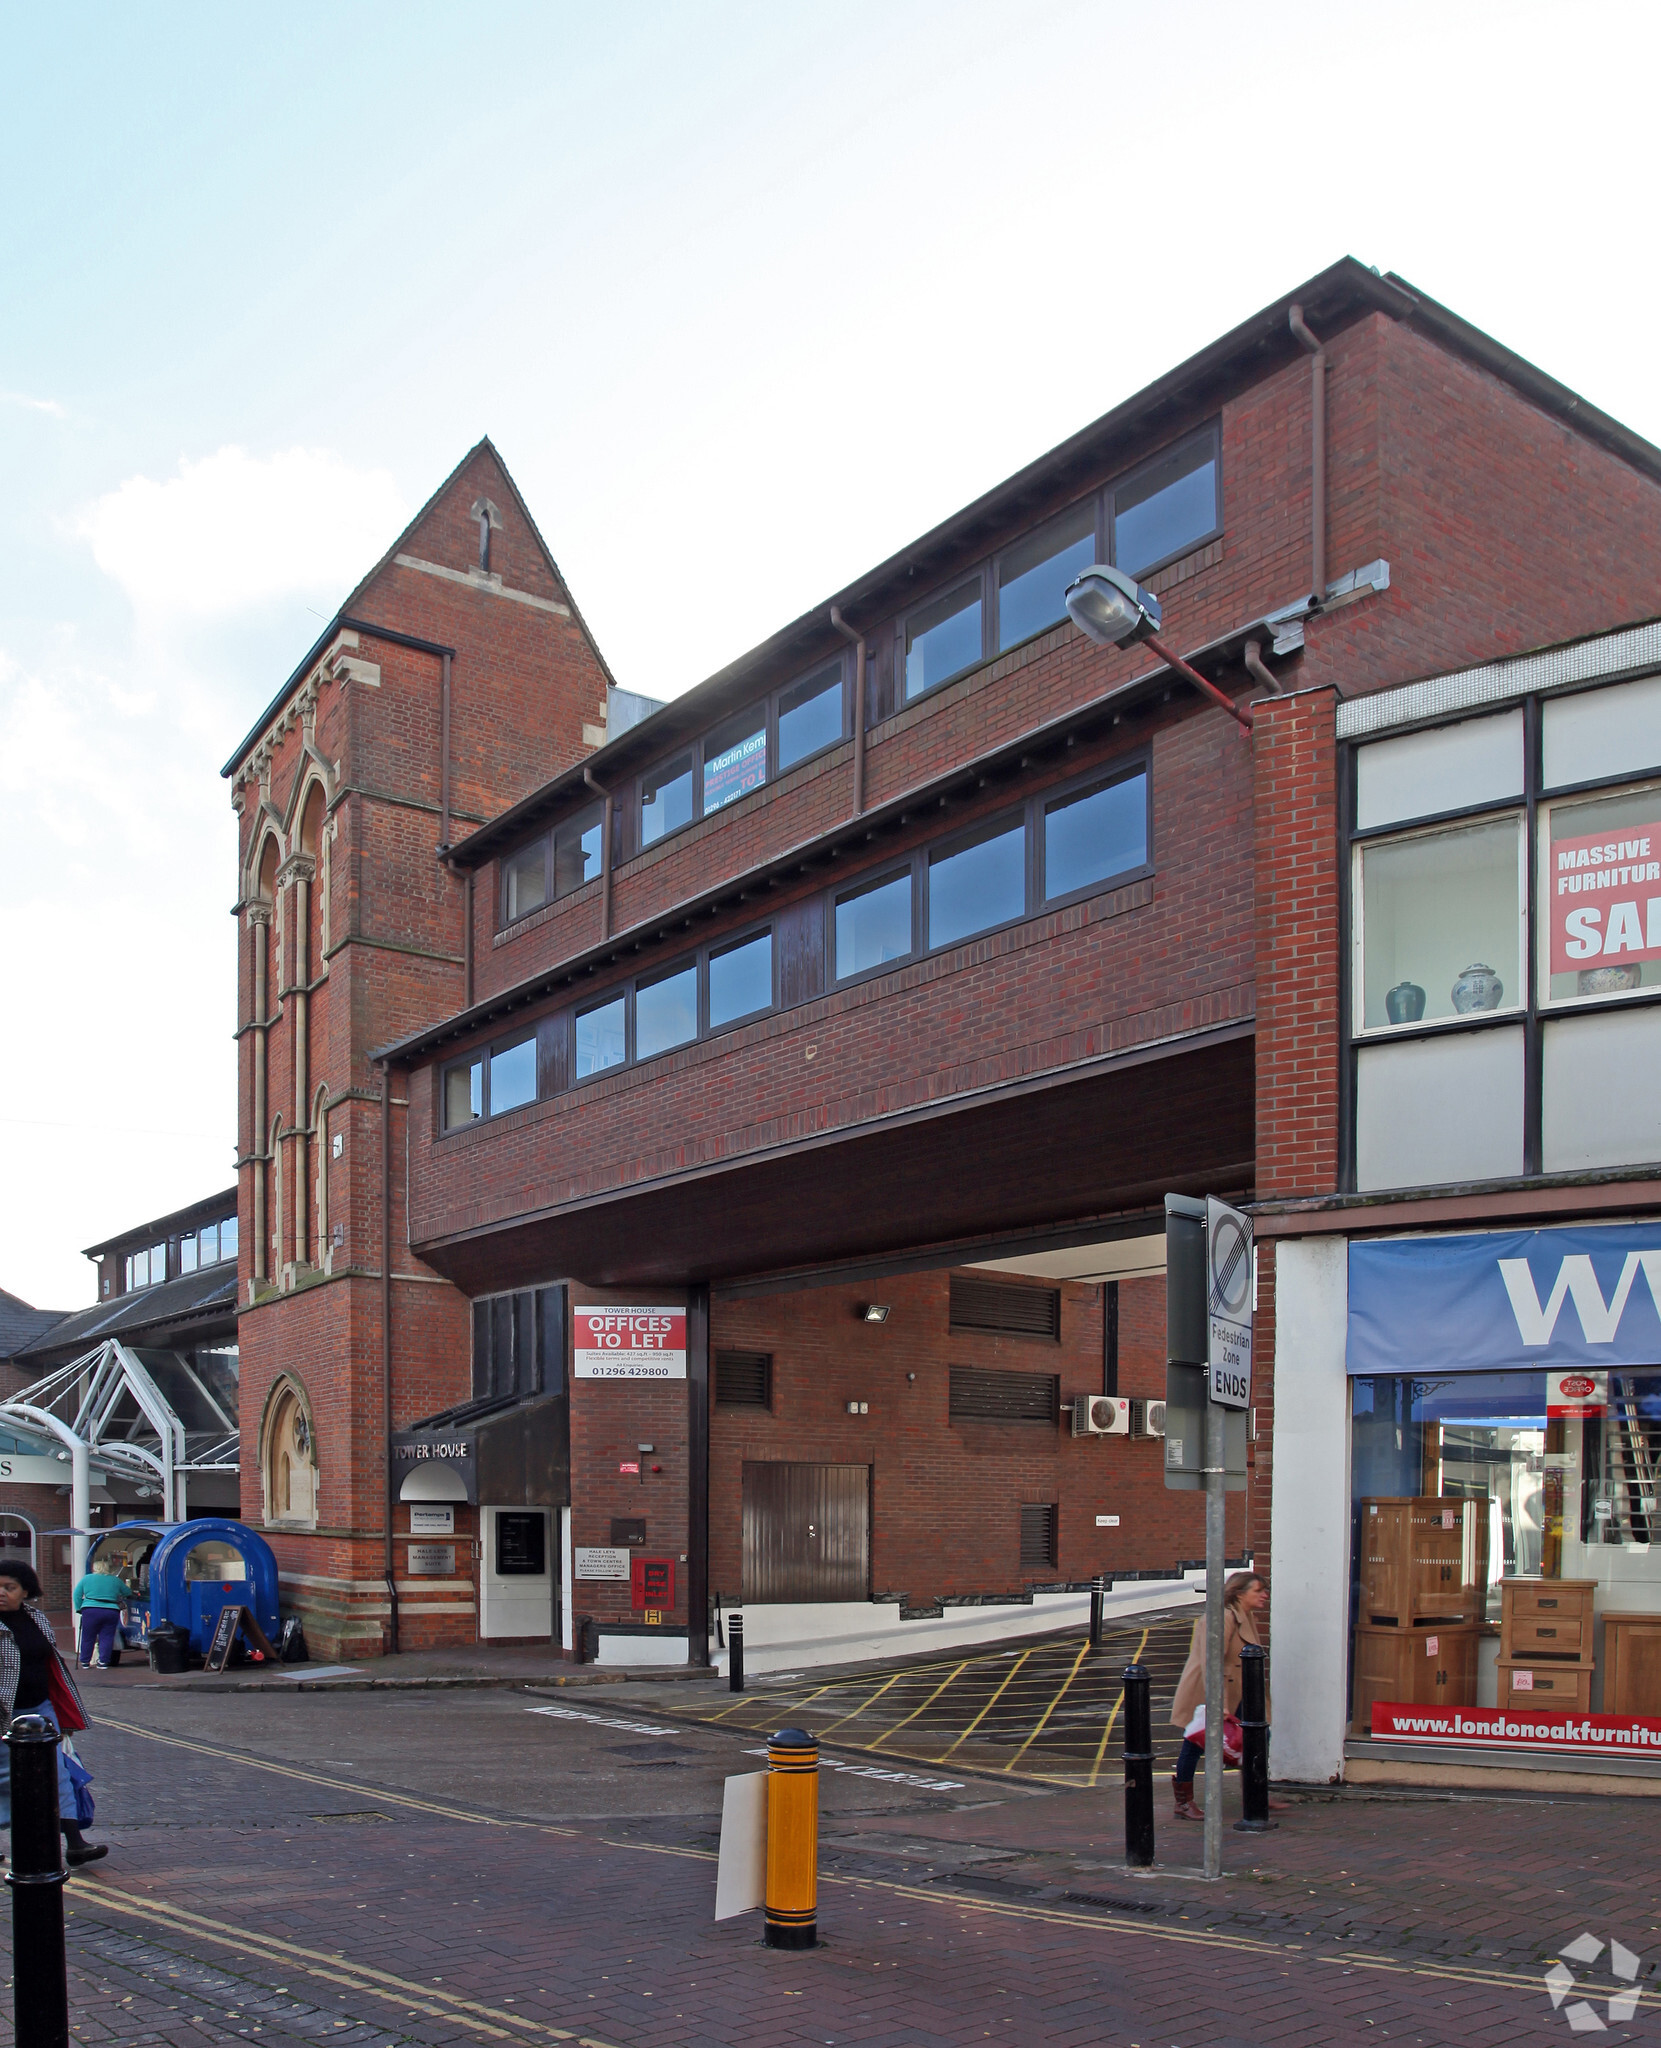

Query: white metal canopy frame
left=0, top=1340, right=239, bottom=1582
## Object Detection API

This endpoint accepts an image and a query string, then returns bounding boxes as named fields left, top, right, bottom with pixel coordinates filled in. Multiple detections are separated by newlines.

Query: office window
left=1044, top=769, right=1147, bottom=900
left=125, top=1243, right=167, bottom=1291
left=1541, top=782, right=1661, bottom=1006
left=905, top=578, right=983, bottom=702
left=641, top=751, right=695, bottom=847
left=504, top=839, right=549, bottom=922
left=553, top=804, right=604, bottom=896
left=1113, top=431, right=1218, bottom=577
left=575, top=994, right=626, bottom=1079
left=703, top=706, right=768, bottom=816
left=1356, top=816, right=1524, bottom=1032
left=445, top=1058, right=483, bottom=1128
left=709, top=930, right=773, bottom=1030
left=929, top=819, right=1025, bottom=949
left=777, top=661, right=843, bottom=771
left=998, top=503, right=1097, bottom=652
left=636, top=961, right=698, bottom=1060
left=836, top=870, right=913, bottom=978
left=490, top=1035, right=537, bottom=1115
left=180, top=1233, right=199, bottom=1275
left=219, top=1214, right=238, bottom=1263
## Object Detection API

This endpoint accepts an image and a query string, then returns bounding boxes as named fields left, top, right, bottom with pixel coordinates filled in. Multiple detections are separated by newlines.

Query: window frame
left=832, top=862, right=919, bottom=987
left=925, top=807, right=1032, bottom=954
left=1107, top=420, right=1223, bottom=582
left=633, top=953, right=701, bottom=1065
left=440, top=1027, right=540, bottom=1129
left=572, top=985, right=630, bottom=1086
left=991, top=497, right=1104, bottom=658
left=899, top=570, right=989, bottom=708
left=1037, top=757, right=1154, bottom=911
left=1536, top=773, right=1661, bottom=1014
left=497, top=798, right=605, bottom=933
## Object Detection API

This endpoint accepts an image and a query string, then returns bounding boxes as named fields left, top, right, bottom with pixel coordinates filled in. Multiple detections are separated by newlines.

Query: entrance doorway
left=0, top=1517, right=34, bottom=1579
left=479, top=1507, right=554, bottom=1640
left=742, top=1462, right=870, bottom=1602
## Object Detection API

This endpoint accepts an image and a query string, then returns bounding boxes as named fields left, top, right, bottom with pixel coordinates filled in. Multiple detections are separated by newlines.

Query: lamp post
left=1064, top=566, right=1252, bottom=732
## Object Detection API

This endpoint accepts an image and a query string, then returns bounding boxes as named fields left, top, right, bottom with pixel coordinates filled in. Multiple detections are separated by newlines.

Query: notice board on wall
left=572, top=1307, right=687, bottom=1379
left=631, top=1555, right=675, bottom=1611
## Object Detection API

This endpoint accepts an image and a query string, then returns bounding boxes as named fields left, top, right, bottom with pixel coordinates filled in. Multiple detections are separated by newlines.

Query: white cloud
left=0, top=389, right=66, bottom=417
left=77, top=445, right=408, bottom=620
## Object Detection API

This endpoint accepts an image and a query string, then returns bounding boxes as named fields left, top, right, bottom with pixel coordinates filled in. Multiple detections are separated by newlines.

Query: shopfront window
left=1541, top=780, right=1661, bottom=1005
left=1355, top=814, right=1524, bottom=1031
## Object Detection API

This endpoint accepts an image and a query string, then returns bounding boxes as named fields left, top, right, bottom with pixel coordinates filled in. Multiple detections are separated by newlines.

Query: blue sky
left=3, top=1, right=1658, bottom=1306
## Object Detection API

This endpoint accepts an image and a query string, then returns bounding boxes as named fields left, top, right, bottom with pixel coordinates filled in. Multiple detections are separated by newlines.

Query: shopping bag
left=46, top=1656, right=88, bottom=1734
left=1184, top=1704, right=1244, bottom=1767
left=60, top=1744, right=95, bottom=1826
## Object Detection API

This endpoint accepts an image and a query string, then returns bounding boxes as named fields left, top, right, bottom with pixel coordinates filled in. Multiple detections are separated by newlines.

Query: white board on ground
left=714, top=1770, right=768, bottom=1921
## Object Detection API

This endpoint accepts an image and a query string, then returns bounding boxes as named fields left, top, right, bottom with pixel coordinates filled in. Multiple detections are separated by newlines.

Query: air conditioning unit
left=1072, top=1395, right=1130, bottom=1437
left=1131, top=1398, right=1167, bottom=1440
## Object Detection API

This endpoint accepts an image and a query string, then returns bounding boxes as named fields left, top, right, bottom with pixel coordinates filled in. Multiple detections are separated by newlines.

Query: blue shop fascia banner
left=1348, top=1222, right=1661, bottom=1376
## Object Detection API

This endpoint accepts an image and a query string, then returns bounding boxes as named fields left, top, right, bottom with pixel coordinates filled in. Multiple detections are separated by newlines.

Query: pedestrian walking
left=1168, top=1570, right=1274, bottom=1821
left=0, top=1562, right=108, bottom=1865
left=73, top=1561, right=130, bottom=1669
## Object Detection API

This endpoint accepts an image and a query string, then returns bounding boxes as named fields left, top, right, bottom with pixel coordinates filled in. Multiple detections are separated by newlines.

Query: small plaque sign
left=409, top=1505, right=455, bottom=1536
left=575, top=1546, right=631, bottom=1582
left=407, top=1545, right=456, bottom=1576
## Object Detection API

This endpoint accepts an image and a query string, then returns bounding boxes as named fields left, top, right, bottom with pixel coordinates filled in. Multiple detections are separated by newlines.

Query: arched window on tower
left=262, top=1379, right=319, bottom=1529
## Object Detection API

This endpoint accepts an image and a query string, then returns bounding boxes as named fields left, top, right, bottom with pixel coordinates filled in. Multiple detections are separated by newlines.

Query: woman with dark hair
left=0, top=1562, right=107, bottom=1865
left=1168, top=1570, right=1273, bottom=1821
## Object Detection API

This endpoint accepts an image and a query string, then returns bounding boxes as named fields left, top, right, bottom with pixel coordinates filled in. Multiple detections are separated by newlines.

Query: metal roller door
left=742, top=1461, right=870, bottom=1602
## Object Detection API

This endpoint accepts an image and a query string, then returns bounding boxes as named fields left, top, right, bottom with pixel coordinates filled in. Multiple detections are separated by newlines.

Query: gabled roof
left=443, top=256, right=1661, bottom=872
left=221, top=436, right=616, bottom=779
left=12, top=1265, right=239, bottom=1369
left=0, top=1288, right=67, bottom=1362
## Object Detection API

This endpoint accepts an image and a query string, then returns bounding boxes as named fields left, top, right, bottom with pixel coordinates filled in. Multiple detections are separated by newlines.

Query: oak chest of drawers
left=1359, top=1497, right=1489, bottom=1627
left=1499, top=1579, right=1595, bottom=1664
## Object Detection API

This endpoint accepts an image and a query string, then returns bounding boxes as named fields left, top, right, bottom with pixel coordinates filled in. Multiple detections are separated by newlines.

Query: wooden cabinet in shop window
left=1358, top=1497, right=1489, bottom=1627
left=1496, top=1659, right=1595, bottom=1712
left=1498, top=1578, right=1595, bottom=1663
left=1351, top=1623, right=1481, bottom=1735
left=1598, top=1613, right=1661, bottom=1716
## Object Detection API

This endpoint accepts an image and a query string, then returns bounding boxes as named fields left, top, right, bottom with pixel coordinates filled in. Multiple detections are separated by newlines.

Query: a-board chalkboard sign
left=203, top=1604, right=279, bottom=1674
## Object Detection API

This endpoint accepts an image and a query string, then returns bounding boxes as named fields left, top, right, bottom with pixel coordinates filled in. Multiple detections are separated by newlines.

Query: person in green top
left=73, top=1567, right=129, bottom=1670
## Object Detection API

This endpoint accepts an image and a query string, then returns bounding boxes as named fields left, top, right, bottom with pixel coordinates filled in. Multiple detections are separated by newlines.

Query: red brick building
left=227, top=260, right=1661, bottom=1666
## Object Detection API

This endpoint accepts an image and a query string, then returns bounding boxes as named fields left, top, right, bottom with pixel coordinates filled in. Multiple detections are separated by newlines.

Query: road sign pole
left=1202, top=1395, right=1225, bottom=1882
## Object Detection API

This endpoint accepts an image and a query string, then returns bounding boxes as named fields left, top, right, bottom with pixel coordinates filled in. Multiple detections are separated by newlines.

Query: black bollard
left=1122, top=1661, right=1155, bottom=1868
left=1234, top=1643, right=1277, bottom=1833
left=6, top=1713, right=69, bottom=2048
left=1089, top=1574, right=1105, bottom=1650
left=728, top=1610, right=744, bottom=1692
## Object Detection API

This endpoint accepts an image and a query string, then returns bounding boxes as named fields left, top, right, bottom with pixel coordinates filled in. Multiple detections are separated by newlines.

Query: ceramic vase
left=1451, top=962, right=1503, bottom=1013
left=1385, top=981, right=1426, bottom=1025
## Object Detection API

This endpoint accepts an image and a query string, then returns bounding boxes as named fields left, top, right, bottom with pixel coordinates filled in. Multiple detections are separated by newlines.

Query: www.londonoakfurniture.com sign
left=1348, top=1224, right=1661, bottom=1375
left=1372, top=1703, right=1661, bottom=1756
left=572, top=1307, right=687, bottom=1379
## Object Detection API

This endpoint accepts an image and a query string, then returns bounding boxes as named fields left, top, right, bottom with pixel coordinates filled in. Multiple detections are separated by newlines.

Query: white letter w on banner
left=1497, top=1252, right=1661, bottom=1344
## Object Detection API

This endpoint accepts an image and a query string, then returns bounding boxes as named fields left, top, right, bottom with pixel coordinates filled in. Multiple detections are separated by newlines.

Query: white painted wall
left=1268, top=1237, right=1352, bottom=1785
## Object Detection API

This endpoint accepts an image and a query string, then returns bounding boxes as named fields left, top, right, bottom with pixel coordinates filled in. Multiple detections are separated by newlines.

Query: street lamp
left=1064, top=565, right=1253, bottom=732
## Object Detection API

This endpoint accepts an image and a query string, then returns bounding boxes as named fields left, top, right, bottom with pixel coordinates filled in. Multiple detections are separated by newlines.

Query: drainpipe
left=829, top=606, right=867, bottom=815
left=439, top=652, right=453, bottom=850
left=380, top=1059, right=400, bottom=1656
left=463, top=870, right=475, bottom=1008
left=1289, top=305, right=1326, bottom=608
left=583, top=767, right=613, bottom=938
left=1242, top=639, right=1283, bottom=698
left=250, top=906, right=271, bottom=1284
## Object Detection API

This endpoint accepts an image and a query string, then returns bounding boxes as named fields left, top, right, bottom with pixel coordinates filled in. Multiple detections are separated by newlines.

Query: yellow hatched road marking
left=1088, top=1625, right=1148, bottom=1788
left=937, top=1645, right=1035, bottom=1760
left=815, top=1669, right=904, bottom=1737
left=75, top=1883, right=624, bottom=2044
left=91, top=1715, right=578, bottom=1834
left=866, top=1657, right=971, bottom=1750
left=1001, top=1635, right=1092, bottom=1773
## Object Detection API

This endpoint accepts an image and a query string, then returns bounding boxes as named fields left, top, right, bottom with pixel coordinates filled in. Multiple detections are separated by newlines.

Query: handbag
left=45, top=1653, right=89, bottom=1735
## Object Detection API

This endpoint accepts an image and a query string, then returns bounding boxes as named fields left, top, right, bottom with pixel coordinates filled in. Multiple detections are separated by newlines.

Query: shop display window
left=1540, top=780, right=1661, bottom=1006
left=1355, top=815, right=1523, bottom=1031
left=1350, top=1371, right=1661, bottom=1725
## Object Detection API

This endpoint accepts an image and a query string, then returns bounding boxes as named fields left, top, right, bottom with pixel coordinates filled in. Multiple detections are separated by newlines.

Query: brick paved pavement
left=3, top=1675, right=1655, bottom=2046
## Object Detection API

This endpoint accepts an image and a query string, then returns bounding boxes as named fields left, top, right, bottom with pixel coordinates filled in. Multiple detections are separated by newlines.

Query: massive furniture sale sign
left=573, top=1307, right=687, bottom=1379
left=1550, top=818, right=1661, bottom=971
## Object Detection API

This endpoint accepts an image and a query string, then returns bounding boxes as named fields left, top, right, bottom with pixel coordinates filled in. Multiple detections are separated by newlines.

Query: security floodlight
left=1064, top=564, right=1162, bottom=649
left=857, top=1303, right=891, bottom=1324
left=1064, top=563, right=1253, bottom=733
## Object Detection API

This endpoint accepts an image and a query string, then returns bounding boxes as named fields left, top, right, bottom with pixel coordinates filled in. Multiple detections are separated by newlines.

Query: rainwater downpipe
left=439, top=651, right=453, bottom=850
left=380, top=1058, right=400, bottom=1656
left=829, top=606, right=867, bottom=815
left=583, top=767, right=613, bottom=938
left=1243, top=640, right=1283, bottom=697
left=1288, top=304, right=1326, bottom=608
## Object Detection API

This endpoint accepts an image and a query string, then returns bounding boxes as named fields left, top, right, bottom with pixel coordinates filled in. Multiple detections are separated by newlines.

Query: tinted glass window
left=445, top=1059, right=483, bottom=1127
left=777, top=661, right=843, bottom=770
left=180, top=1234, right=199, bottom=1274
left=636, top=962, right=697, bottom=1059
left=929, top=821, right=1026, bottom=948
left=641, top=752, right=695, bottom=846
left=1114, top=435, right=1217, bottom=576
left=553, top=804, right=603, bottom=896
left=575, top=996, right=626, bottom=1078
left=219, top=1214, right=237, bottom=1261
left=703, top=707, right=768, bottom=815
left=905, top=579, right=982, bottom=702
left=998, top=504, right=1097, bottom=651
left=491, top=1037, right=537, bottom=1114
left=1044, top=771, right=1148, bottom=900
left=505, top=840, right=548, bottom=922
left=709, top=930, right=773, bottom=1028
left=836, top=871, right=913, bottom=977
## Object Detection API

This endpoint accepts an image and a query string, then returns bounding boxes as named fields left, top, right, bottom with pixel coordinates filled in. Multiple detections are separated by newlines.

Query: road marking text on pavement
left=741, top=1745, right=964, bottom=1790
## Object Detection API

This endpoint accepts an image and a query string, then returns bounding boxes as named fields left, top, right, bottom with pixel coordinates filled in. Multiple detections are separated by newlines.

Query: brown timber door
left=742, top=1462, right=870, bottom=1602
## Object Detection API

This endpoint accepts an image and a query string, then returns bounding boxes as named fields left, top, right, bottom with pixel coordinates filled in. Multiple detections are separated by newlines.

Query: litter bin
left=148, top=1623, right=187, bottom=1675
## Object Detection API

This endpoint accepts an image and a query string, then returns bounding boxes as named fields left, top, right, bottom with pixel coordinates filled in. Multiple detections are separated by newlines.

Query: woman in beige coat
left=1169, top=1571, right=1271, bottom=1820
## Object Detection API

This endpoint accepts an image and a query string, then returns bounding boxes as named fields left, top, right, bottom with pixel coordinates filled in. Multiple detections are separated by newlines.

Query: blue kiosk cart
left=85, top=1519, right=281, bottom=1661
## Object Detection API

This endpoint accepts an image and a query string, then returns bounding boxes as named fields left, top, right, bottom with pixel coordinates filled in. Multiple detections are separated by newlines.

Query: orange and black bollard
left=764, top=1727, right=818, bottom=1949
